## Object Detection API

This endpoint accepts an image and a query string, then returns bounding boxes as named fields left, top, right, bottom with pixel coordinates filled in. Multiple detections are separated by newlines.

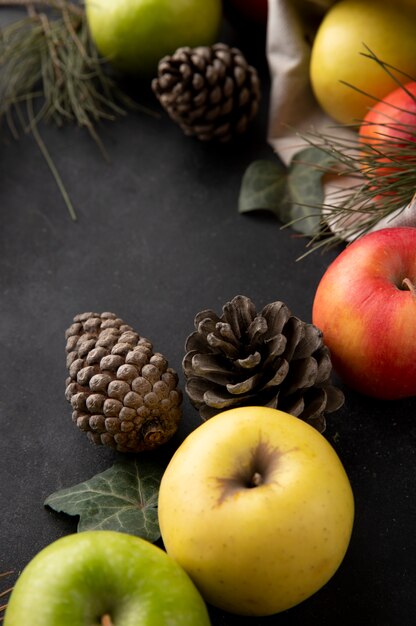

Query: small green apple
left=158, top=406, right=354, bottom=616
left=4, top=531, right=211, bottom=626
left=85, top=0, right=222, bottom=76
left=310, top=0, right=416, bottom=123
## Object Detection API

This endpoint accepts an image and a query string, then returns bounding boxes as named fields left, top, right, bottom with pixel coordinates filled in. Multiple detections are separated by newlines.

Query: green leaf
left=238, top=159, right=292, bottom=222
left=44, top=459, right=164, bottom=542
left=238, top=148, right=338, bottom=238
left=287, top=147, right=337, bottom=236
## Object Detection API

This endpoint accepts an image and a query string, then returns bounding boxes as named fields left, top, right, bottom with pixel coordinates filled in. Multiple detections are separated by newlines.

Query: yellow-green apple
left=85, top=0, right=222, bottom=76
left=310, top=0, right=416, bottom=124
left=312, top=227, right=416, bottom=399
left=158, top=406, right=354, bottom=616
left=4, top=531, right=211, bottom=626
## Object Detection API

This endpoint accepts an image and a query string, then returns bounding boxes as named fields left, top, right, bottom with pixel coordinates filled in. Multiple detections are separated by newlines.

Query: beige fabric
left=266, top=0, right=355, bottom=165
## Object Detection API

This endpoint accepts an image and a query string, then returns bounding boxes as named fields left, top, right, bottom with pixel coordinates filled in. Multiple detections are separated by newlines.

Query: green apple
left=85, top=0, right=222, bottom=76
left=4, top=531, right=211, bottom=626
left=158, top=406, right=354, bottom=616
left=310, top=0, right=416, bottom=123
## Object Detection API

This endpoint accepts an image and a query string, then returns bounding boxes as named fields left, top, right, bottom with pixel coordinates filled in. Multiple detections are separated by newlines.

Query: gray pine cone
left=183, top=295, right=344, bottom=432
left=151, top=43, right=261, bottom=142
left=65, top=312, right=182, bottom=452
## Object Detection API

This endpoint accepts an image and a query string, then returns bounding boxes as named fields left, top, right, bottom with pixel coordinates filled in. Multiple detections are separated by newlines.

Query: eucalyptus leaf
left=44, top=459, right=164, bottom=542
left=238, top=147, right=337, bottom=238
left=287, top=147, right=337, bottom=236
left=238, top=159, right=292, bottom=222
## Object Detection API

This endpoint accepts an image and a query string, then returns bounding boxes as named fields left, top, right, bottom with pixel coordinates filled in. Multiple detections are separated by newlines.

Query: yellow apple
left=310, top=0, right=416, bottom=124
left=85, top=0, right=222, bottom=76
left=158, top=406, right=354, bottom=616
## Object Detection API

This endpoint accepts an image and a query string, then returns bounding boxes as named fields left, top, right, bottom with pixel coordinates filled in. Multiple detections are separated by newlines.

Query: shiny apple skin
left=3, top=531, right=211, bottom=626
left=159, top=406, right=354, bottom=616
left=312, top=227, right=416, bottom=399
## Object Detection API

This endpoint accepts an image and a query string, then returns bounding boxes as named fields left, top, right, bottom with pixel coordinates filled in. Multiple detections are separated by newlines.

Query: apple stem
left=250, top=472, right=263, bottom=487
left=402, top=277, right=416, bottom=296
left=101, top=615, right=113, bottom=626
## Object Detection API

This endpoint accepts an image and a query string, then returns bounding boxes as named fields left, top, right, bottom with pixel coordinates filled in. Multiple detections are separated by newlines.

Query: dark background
left=1, top=7, right=416, bottom=626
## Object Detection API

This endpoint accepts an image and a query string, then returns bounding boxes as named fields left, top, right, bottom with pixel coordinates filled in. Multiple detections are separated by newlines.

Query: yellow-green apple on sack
left=312, top=227, right=416, bottom=399
left=310, top=0, right=416, bottom=124
left=4, top=531, right=211, bottom=626
left=85, top=0, right=222, bottom=76
left=158, top=406, right=354, bottom=616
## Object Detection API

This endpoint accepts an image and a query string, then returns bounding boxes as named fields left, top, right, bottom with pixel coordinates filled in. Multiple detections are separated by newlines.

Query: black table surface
left=1, top=11, right=416, bottom=626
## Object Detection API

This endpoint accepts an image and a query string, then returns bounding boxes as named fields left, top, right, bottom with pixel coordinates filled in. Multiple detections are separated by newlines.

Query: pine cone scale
left=324, top=385, right=345, bottom=412
left=236, top=352, right=261, bottom=369
left=262, top=336, right=287, bottom=364
left=203, top=388, right=247, bottom=410
left=315, top=351, right=332, bottom=383
left=283, top=358, right=318, bottom=394
left=260, top=302, right=290, bottom=338
left=226, top=373, right=261, bottom=394
left=189, top=352, right=235, bottom=378
left=262, top=359, right=290, bottom=388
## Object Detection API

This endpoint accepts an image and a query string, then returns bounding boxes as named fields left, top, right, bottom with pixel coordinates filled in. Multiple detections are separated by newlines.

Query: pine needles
left=0, top=1, right=147, bottom=219
left=0, top=570, right=14, bottom=622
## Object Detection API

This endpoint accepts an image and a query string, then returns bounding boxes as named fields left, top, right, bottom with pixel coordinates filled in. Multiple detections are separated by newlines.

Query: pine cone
left=183, top=296, right=344, bottom=432
left=65, top=312, right=182, bottom=452
left=151, top=43, right=261, bottom=142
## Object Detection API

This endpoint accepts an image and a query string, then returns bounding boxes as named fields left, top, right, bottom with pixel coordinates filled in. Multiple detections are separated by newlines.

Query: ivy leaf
left=44, top=459, right=164, bottom=542
left=238, top=159, right=292, bottom=222
left=287, top=147, right=337, bottom=236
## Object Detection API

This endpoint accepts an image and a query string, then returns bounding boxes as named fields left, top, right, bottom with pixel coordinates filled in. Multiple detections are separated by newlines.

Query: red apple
left=312, top=227, right=416, bottom=399
left=359, top=81, right=416, bottom=181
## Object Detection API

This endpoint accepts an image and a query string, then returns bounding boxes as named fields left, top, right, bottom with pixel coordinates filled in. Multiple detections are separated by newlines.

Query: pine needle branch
left=0, top=570, right=15, bottom=622
left=0, top=0, right=155, bottom=219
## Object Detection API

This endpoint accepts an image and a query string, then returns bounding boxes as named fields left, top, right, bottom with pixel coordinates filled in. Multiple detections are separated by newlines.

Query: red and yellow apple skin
left=359, top=81, right=416, bottom=181
left=312, top=227, right=416, bottom=399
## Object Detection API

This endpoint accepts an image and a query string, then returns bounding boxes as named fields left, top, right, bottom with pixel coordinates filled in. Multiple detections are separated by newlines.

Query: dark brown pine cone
left=65, top=312, right=182, bottom=452
left=183, top=295, right=344, bottom=432
left=151, top=43, right=261, bottom=142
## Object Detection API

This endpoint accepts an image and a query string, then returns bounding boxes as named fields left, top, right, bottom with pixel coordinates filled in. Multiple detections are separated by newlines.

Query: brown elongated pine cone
left=183, top=295, right=344, bottom=432
left=65, top=312, right=182, bottom=452
left=151, top=42, right=261, bottom=142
